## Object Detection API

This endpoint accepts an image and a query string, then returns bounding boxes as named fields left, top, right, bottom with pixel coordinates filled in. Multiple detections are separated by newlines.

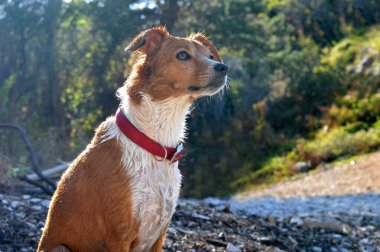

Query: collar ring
left=153, top=144, right=168, bottom=162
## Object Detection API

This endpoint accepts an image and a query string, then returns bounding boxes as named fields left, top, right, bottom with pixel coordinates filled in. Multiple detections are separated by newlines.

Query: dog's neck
left=119, top=90, right=192, bottom=148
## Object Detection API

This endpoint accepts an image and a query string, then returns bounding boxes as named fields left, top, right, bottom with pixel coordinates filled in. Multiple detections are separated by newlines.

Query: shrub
left=302, top=126, right=380, bottom=164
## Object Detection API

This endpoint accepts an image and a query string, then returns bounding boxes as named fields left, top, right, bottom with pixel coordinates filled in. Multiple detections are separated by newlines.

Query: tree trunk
left=44, top=0, right=64, bottom=138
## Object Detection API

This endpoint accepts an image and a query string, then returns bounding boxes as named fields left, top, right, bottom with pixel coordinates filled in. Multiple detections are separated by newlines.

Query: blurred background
left=0, top=0, right=380, bottom=198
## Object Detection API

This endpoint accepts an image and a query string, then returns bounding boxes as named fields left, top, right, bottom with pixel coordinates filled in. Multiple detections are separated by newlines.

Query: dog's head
left=125, top=26, right=228, bottom=103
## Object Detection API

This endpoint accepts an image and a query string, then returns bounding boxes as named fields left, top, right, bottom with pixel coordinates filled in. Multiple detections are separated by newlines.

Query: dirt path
left=236, top=151, right=380, bottom=199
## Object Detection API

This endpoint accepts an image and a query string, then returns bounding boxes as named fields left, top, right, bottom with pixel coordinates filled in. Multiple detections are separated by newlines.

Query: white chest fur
left=104, top=121, right=181, bottom=251
left=131, top=161, right=181, bottom=251
left=104, top=92, right=190, bottom=250
left=106, top=121, right=182, bottom=251
left=105, top=92, right=190, bottom=250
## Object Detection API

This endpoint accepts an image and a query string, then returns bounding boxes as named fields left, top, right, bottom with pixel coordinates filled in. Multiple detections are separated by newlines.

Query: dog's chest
left=130, top=162, right=181, bottom=252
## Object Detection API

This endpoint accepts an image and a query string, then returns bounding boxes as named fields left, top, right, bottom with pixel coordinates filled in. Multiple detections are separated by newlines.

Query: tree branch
left=0, top=124, right=56, bottom=194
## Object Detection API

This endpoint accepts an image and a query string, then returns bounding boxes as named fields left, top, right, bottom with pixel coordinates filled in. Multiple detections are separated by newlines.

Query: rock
left=291, top=161, right=309, bottom=173
left=25, top=222, right=36, bottom=229
left=215, top=203, right=231, bottom=212
left=41, top=200, right=51, bottom=208
left=264, top=216, right=277, bottom=225
left=11, top=201, right=21, bottom=208
left=15, top=212, right=26, bottom=218
left=203, top=197, right=225, bottom=206
left=31, top=205, right=42, bottom=211
left=175, top=227, right=194, bottom=235
left=339, top=248, right=351, bottom=252
left=206, top=238, right=228, bottom=247
left=331, top=233, right=342, bottom=239
left=22, top=195, right=31, bottom=200
left=30, top=198, right=41, bottom=203
left=191, top=212, right=210, bottom=220
left=218, top=232, right=226, bottom=241
left=289, top=216, right=303, bottom=226
left=226, top=243, right=241, bottom=252
left=187, top=221, right=197, bottom=228
left=359, top=238, right=372, bottom=252
left=359, top=225, right=376, bottom=233
left=312, top=246, right=322, bottom=252
left=167, top=227, right=177, bottom=237
left=302, top=219, right=351, bottom=234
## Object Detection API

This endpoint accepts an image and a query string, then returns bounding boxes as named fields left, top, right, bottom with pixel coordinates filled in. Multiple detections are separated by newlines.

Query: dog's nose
left=214, top=63, right=229, bottom=74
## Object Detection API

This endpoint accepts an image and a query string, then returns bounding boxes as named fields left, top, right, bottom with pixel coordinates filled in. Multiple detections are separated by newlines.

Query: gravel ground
left=0, top=192, right=380, bottom=251
left=1, top=152, right=380, bottom=251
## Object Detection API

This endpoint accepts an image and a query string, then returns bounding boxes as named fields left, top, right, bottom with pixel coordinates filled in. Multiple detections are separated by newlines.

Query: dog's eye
left=176, top=51, right=191, bottom=61
left=209, top=55, right=214, bottom=60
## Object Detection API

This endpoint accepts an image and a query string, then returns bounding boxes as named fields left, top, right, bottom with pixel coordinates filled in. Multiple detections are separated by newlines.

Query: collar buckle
left=170, top=143, right=183, bottom=164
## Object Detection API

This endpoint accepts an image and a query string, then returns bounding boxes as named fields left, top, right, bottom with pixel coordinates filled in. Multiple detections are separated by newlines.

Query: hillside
left=237, top=151, right=380, bottom=199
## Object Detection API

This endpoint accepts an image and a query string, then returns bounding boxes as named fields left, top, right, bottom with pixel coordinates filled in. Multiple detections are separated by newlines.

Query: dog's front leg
left=149, top=229, right=167, bottom=252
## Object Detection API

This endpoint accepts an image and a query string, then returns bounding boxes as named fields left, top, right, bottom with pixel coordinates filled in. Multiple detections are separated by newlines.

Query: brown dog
left=38, top=26, right=228, bottom=252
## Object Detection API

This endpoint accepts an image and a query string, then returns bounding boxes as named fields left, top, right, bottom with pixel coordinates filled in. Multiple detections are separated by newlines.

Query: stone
left=312, top=246, right=322, bottom=252
left=291, top=161, right=309, bottom=173
left=22, top=195, right=31, bottom=200
left=339, top=248, right=351, bottom=252
left=191, top=212, right=210, bottom=220
left=289, top=216, right=303, bottom=226
left=167, top=227, right=177, bottom=237
left=218, top=232, right=226, bottom=241
left=41, top=200, right=51, bottom=208
left=31, top=205, right=42, bottom=211
left=30, top=198, right=41, bottom=203
left=226, top=243, right=241, bottom=252
left=11, top=201, right=21, bottom=208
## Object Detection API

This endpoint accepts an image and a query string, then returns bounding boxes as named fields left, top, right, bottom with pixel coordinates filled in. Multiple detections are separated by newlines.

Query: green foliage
left=325, top=94, right=380, bottom=127
left=232, top=20, right=380, bottom=193
left=1, top=0, right=380, bottom=197
left=6, top=166, right=32, bottom=177
left=233, top=151, right=297, bottom=191
left=302, top=127, right=380, bottom=162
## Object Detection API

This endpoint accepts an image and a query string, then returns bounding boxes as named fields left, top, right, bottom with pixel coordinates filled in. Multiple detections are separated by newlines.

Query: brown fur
left=126, top=26, right=224, bottom=104
left=38, top=121, right=140, bottom=252
left=38, top=26, right=226, bottom=252
left=149, top=232, right=166, bottom=252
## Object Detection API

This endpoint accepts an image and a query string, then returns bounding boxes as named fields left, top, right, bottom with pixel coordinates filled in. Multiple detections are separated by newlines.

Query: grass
left=331, top=152, right=368, bottom=167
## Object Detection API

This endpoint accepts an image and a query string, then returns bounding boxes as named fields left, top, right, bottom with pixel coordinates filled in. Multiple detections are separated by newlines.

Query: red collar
left=115, top=109, right=183, bottom=163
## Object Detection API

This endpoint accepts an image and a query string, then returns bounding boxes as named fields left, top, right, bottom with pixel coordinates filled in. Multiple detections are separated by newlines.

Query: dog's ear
left=126, top=26, right=168, bottom=56
left=191, top=33, right=223, bottom=62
